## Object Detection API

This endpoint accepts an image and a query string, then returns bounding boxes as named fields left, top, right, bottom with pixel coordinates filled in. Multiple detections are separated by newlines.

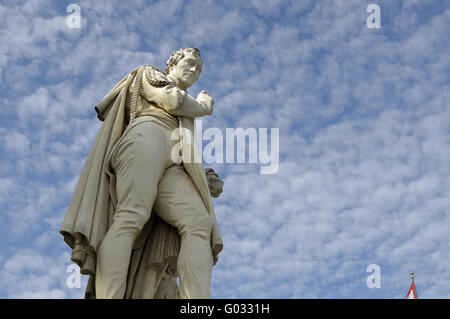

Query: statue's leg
left=95, top=122, right=173, bottom=299
left=130, top=264, right=167, bottom=299
left=154, top=271, right=180, bottom=299
left=153, top=164, right=214, bottom=299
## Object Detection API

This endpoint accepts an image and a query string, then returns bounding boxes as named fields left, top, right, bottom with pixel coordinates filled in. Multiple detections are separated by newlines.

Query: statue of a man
left=60, top=48, right=223, bottom=299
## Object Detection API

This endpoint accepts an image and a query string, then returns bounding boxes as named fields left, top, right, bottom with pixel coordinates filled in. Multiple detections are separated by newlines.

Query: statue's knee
left=113, top=209, right=150, bottom=236
left=182, top=215, right=212, bottom=238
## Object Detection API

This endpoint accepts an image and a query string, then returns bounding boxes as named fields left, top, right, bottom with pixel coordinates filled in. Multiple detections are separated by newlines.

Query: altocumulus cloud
left=0, top=0, right=449, bottom=298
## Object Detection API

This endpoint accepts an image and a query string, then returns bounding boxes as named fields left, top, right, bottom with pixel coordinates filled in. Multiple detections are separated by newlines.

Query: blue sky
left=0, top=0, right=449, bottom=298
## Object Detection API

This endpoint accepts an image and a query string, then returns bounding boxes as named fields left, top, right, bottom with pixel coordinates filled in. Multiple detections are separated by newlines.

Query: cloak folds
left=60, top=65, right=223, bottom=298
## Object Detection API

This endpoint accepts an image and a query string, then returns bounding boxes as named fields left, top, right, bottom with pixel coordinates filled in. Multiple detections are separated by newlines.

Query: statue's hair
left=165, top=48, right=201, bottom=74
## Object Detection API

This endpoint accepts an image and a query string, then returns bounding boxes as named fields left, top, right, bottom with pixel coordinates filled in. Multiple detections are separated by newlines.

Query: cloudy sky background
left=0, top=0, right=449, bottom=298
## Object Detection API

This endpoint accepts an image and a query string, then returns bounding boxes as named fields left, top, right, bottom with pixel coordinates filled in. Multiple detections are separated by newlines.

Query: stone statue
left=60, top=48, right=224, bottom=299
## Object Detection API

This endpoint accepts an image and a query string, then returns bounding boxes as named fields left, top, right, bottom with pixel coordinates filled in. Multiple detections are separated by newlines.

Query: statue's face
left=170, top=52, right=202, bottom=89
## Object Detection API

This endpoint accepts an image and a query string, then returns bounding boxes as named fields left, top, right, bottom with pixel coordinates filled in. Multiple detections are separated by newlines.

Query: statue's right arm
left=141, top=68, right=213, bottom=117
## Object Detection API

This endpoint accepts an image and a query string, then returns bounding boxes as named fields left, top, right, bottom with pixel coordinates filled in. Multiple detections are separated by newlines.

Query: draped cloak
left=60, top=66, right=223, bottom=298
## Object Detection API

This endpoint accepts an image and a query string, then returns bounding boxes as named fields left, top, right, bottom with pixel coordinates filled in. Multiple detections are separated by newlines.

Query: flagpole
left=409, top=272, right=418, bottom=299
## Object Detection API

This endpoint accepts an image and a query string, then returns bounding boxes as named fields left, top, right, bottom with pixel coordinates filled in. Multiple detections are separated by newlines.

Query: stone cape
left=60, top=65, right=223, bottom=298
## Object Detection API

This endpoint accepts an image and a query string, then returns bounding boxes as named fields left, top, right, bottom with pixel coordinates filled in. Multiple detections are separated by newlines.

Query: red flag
left=406, top=273, right=418, bottom=299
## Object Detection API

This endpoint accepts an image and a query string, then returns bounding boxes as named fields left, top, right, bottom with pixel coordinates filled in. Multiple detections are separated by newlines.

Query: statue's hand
left=204, top=168, right=223, bottom=198
left=197, top=90, right=214, bottom=109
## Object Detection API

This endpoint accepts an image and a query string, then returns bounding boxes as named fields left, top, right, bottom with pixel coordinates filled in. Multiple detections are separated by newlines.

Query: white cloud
left=0, top=249, right=87, bottom=298
left=0, top=0, right=449, bottom=299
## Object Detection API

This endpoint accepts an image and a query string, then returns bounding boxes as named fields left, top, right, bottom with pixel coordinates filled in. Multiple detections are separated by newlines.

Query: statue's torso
left=125, top=66, right=180, bottom=130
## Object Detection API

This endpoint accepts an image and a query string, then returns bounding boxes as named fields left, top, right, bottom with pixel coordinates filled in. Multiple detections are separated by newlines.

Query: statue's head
left=165, top=48, right=202, bottom=90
